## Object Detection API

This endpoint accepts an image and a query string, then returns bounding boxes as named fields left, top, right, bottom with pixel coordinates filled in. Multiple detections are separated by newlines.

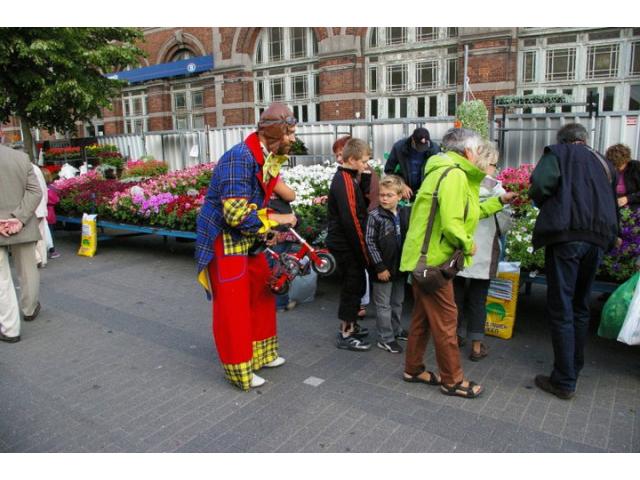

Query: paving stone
left=1, top=234, right=639, bottom=452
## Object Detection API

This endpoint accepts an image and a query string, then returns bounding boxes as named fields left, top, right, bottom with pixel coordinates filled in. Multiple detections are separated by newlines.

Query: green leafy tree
left=0, top=28, right=145, bottom=159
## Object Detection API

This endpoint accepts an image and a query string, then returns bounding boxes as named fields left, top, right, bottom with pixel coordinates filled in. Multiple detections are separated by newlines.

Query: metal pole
left=463, top=45, right=469, bottom=103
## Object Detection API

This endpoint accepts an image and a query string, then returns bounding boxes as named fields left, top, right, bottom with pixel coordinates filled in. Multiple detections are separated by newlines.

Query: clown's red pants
left=208, top=236, right=278, bottom=389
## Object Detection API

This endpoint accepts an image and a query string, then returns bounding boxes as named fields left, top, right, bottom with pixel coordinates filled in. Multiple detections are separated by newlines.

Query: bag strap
left=587, top=146, right=613, bottom=185
left=420, top=166, right=463, bottom=256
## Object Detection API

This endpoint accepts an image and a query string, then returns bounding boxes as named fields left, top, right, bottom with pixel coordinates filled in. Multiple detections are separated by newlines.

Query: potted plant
left=455, top=100, right=489, bottom=139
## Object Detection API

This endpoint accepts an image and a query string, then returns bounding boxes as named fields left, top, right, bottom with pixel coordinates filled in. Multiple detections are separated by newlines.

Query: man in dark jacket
left=530, top=123, right=619, bottom=400
left=384, top=127, right=440, bottom=201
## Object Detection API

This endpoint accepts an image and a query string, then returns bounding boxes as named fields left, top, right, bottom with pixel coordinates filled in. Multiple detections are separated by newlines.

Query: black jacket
left=364, top=205, right=410, bottom=281
left=326, top=166, right=371, bottom=265
left=619, top=160, right=640, bottom=209
left=384, top=136, right=441, bottom=195
left=530, top=143, right=618, bottom=251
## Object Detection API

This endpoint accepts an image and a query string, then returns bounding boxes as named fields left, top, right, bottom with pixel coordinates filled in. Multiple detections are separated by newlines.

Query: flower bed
left=55, top=163, right=214, bottom=232
left=122, top=160, right=168, bottom=178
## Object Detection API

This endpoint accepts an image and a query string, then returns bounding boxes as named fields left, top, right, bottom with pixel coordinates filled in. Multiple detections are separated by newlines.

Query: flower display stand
left=57, top=215, right=196, bottom=243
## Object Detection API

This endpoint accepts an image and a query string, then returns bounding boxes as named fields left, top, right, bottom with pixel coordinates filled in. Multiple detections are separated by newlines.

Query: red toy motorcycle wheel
left=312, top=252, right=336, bottom=276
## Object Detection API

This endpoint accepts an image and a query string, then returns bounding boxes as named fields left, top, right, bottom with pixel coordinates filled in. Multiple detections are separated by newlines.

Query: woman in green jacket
left=400, top=128, right=516, bottom=399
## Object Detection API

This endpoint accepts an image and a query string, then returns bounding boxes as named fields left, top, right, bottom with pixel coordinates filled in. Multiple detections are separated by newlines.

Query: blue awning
left=106, top=55, right=214, bottom=84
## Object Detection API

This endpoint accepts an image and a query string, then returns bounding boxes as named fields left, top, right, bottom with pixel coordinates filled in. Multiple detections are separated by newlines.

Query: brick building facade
left=2, top=27, right=639, bottom=143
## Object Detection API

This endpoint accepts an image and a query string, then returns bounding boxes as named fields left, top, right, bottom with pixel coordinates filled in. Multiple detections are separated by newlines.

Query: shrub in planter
left=455, top=100, right=489, bottom=140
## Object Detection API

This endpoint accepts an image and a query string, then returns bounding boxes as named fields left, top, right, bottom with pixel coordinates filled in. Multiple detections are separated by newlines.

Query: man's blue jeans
left=544, top=241, right=603, bottom=392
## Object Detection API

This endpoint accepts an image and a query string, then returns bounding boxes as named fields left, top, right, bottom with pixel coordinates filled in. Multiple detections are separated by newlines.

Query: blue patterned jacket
left=195, top=133, right=276, bottom=290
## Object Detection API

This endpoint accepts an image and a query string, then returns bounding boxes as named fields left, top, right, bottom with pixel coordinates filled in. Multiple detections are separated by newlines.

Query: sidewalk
left=0, top=232, right=638, bottom=452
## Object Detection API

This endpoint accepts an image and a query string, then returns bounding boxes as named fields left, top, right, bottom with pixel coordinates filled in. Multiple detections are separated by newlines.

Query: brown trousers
left=404, top=281, right=464, bottom=385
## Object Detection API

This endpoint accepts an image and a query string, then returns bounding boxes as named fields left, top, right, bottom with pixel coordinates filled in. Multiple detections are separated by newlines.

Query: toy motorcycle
left=264, top=227, right=336, bottom=295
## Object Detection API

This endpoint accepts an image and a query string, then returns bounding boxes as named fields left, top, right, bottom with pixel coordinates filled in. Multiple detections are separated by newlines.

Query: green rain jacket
left=400, top=151, right=504, bottom=271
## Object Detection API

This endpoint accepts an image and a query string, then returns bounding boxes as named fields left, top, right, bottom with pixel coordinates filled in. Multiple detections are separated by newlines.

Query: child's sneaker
left=377, top=340, right=403, bottom=353
left=336, top=333, right=371, bottom=351
left=395, top=329, right=409, bottom=341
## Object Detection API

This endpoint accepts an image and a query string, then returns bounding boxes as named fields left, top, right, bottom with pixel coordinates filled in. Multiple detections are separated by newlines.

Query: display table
left=56, top=215, right=197, bottom=242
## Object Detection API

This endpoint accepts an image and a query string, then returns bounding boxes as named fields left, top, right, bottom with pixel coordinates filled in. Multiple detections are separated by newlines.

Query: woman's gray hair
left=442, top=128, right=482, bottom=157
left=475, top=140, right=499, bottom=172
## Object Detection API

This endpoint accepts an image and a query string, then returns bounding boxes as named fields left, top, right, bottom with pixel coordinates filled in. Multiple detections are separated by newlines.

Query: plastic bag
left=288, top=269, right=318, bottom=305
left=59, top=163, right=79, bottom=179
left=78, top=213, right=98, bottom=257
left=598, top=272, right=639, bottom=339
left=485, top=261, right=521, bottom=339
left=617, top=275, right=640, bottom=345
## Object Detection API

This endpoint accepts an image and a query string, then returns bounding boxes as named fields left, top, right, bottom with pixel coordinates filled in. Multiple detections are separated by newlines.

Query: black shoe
left=24, top=302, right=41, bottom=322
left=336, top=334, right=371, bottom=351
left=395, top=329, right=409, bottom=341
left=534, top=375, right=574, bottom=400
left=351, top=323, right=369, bottom=339
left=0, top=331, right=20, bottom=343
left=377, top=340, right=403, bottom=353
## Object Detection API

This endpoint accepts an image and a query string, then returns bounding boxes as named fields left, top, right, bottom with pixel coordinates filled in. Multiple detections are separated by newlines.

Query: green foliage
left=289, top=138, right=309, bottom=155
left=295, top=203, right=328, bottom=245
left=495, top=93, right=571, bottom=107
left=503, top=203, right=545, bottom=271
left=456, top=100, right=489, bottom=139
left=0, top=28, right=145, bottom=133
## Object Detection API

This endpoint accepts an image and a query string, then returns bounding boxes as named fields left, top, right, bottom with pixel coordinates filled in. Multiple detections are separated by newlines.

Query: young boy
left=326, top=138, right=372, bottom=351
left=365, top=175, right=410, bottom=353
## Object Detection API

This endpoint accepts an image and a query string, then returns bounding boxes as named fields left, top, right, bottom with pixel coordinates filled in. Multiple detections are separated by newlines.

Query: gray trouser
left=372, top=277, right=405, bottom=343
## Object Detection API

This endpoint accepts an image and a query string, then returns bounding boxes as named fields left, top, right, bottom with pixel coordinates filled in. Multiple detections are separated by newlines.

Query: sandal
left=357, top=307, right=367, bottom=318
left=403, top=370, right=441, bottom=386
left=469, top=343, right=489, bottom=362
left=440, top=380, right=483, bottom=398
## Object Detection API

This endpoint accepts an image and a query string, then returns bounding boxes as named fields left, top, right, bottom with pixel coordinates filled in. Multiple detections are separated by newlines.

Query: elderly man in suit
left=0, top=144, right=43, bottom=343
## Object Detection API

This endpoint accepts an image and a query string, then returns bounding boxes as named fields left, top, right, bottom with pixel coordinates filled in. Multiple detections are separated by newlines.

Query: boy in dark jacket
left=365, top=175, right=410, bottom=353
left=326, top=138, right=372, bottom=351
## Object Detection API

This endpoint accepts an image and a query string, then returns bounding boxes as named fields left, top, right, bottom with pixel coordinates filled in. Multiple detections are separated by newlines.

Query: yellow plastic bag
left=484, top=262, right=521, bottom=339
left=78, top=213, right=98, bottom=257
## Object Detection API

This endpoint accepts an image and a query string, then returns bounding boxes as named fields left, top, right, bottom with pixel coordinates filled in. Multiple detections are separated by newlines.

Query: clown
left=196, top=103, right=298, bottom=390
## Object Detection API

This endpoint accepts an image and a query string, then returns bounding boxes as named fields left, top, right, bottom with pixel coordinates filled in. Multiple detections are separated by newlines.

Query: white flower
left=527, top=246, right=533, bottom=253
left=515, top=234, right=522, bottom=242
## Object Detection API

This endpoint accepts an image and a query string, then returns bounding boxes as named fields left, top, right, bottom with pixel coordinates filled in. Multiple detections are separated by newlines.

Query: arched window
left=170, top=48, right=195, bottom=62
left=365, top=27, right=459, bottom=119
left=253, top=28, right=320, bottom=122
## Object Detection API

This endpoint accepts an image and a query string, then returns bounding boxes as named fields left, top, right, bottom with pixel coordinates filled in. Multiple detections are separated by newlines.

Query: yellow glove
left=263, top=152, right=289, bottom=182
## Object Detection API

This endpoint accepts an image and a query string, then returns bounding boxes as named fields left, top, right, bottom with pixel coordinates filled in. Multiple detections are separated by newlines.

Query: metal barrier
left=96, top=113, right=640, bottom=171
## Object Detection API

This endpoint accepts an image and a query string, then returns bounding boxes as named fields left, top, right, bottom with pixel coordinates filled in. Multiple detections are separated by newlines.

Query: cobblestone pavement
left=0, top=232, right=638, bottom=453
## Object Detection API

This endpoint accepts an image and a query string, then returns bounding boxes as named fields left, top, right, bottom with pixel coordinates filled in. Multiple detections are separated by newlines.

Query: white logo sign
left=187, top=63, right=196, bottom=73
